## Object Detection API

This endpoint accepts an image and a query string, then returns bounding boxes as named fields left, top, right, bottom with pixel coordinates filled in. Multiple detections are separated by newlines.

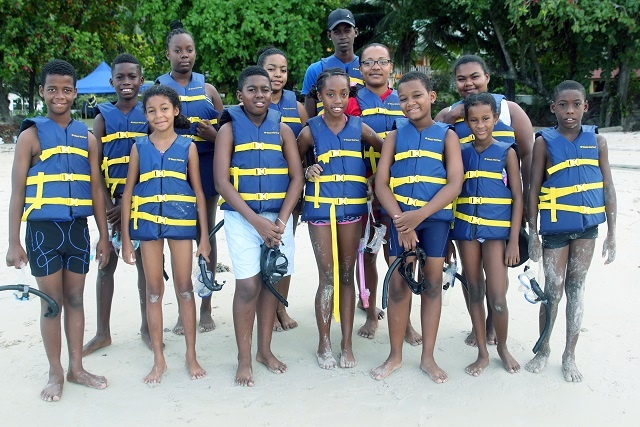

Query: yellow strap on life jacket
left=101, top=156, right=130, bottom=197
left=464, top=170, right=503, bottom=180
left=101, top=132, right=146, bottom=143
left=456, top=196, right=512, bottom=205
left=363, top=146, right=381, bottom=173
left=132, top=194, right=197, bottom=206
left=179, top=95, right=207, bottom=102
left=392, top=193, right=453, bottom=210
left=376, top=131, right=390, bottom=138
left=230, top=167, right=288, bottom=191
left=547, top=158, right=599, bottom=176
left=394, top=149, right=442, bottom=162
left=360, top=107, right=405, bottom=117
left=316, top=149, right=362, bottom=164
left=22, top=170, right=93, bottom=221
left=235, top=142, right=282, bottom=153
left=538, top=202, right=605, bottom=223
left=130, top=210, right=197, bottom=230
left=40, top=146, right=88, bottom=162
left=389, top=175, right=447, bottom=190
left=187, top=117, right=218, bottom=125
left=459, top=130, right=516, bottom=144
left=350, top=77, right=364, bottom=86
left=539, top=181, right=605, bottom=222
left=139, top=170, right=186, bottom=183
left=281, top=117, right=302, bottom=124
left=454, top=211, right=511, bottom=228
left=239, top=192, right=287, bottom=201
left=182, top=134, right=206, bottom=142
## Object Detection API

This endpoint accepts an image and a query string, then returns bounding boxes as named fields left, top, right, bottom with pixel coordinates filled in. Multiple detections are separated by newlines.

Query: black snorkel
left=382, top=248, right=428, bottom=309
left=0, top=284, right=60, bottom=317
left=198, top=219, right=226, bottom=292
left=526, top=266, right=550, bottom=354
left=260, top=243, right=289, bottom=307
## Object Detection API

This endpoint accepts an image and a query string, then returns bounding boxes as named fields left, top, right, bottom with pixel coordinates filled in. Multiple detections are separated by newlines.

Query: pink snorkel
left=358, top=200, right=386, bottom=309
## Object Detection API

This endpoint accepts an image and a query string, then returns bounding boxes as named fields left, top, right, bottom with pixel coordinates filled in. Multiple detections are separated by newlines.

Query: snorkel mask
left=260, top=243, right=289, bottom=306
left=382, top=248, right=429, bottom=309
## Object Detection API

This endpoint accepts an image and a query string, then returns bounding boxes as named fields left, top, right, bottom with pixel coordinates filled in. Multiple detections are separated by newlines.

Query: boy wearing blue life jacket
left=525, top=80, right=616, bottom=382
left=214, top=66, right=304, bottom=387
left=7, top=59, right=111, bottom=401
left=83, top=53, right=150, bottom=356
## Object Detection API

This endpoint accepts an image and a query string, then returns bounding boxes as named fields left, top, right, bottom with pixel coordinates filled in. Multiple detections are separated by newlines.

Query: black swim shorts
left=25, top=218, right=90, bottom=277
left=541, top=225, right=598, bottom=250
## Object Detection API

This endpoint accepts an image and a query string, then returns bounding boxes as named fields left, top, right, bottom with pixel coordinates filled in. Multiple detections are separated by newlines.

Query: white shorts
left=224, top=210, right=295, bottom=280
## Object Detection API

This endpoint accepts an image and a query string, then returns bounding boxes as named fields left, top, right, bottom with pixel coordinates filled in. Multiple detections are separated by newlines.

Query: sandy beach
left=0, top=131, right=639, bottom=426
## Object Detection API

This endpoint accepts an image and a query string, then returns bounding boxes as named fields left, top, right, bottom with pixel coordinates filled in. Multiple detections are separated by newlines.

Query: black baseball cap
left=328, top=9, right=356, bottom=30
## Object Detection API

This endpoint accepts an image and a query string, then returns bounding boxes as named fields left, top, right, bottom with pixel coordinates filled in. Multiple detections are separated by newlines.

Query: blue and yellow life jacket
left=98, top=102, right=148, bottom=197
left=302, top=115, right=367, bottom=222
left=390, top=119, right=453, bottom=224
left=356, top=87, right=403, bottom=173
left=129, top=136, right=197, bottom=240
left=156, top=73, right=219, bottom=153
left=452, top=94, right=516, bottom=145
left=451, top=141, right=514, bottom=240
left=316, top=55, right=364, bottom=115
left=21, top=117, right=93, bottom=222
left=219, top=106, right=290, bottom=214
left=269, top=90, right=303, bottom=138
left=537, top=126, right=605, bottom=235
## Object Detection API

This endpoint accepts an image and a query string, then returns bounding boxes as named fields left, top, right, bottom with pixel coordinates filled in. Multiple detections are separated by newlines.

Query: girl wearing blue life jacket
left=257, top=46, right=308, bottom=332
left=298, top=68, right=383, bottom=370
left=120, top=85, right=211, bottom=385
left=371, top=71, right=463, bottom=384
left=450, top=93, right=523, bottom=376
left=435, top=54, right=534, bottom=347
left=159, top=21, right=224, bottom=335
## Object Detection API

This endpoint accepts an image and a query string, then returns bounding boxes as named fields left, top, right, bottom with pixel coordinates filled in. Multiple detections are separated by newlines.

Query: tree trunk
left=617, top=57, right=632, bottom=131
left=489, top=9, right=517, bottom=100
left=28, top=70, right=36, bottom=114
left=0, top=78, right=10, bottom=123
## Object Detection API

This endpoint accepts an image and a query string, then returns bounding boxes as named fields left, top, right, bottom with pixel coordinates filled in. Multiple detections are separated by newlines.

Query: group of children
left=5, top=9, right=617, bottom=402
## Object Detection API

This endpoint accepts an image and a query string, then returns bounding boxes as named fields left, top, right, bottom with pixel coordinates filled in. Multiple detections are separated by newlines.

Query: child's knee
left=488, top=295, right=507, bottom=314
left=65, top=292, right=84, bottom=310
left=148, top=293, right=162, bottom=304
left=235, top=281, right=260, bottom=302
left=467, top=283, right=485, bottom=303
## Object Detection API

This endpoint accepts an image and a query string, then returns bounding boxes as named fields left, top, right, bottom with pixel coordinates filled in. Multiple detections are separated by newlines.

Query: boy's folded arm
left=8, top=129, right=36, bottom=247
left=374, top=132, right=403, bottom=218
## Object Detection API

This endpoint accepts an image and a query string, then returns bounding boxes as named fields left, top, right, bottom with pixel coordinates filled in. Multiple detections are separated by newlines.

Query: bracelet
left=304, top=166, right=311, bottom=180
left=277, top=217, right=287, bottom=227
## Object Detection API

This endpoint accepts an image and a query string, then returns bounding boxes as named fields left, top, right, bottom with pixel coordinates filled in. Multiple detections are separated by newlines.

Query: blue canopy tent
left=76, top=61, right=152, bottom=94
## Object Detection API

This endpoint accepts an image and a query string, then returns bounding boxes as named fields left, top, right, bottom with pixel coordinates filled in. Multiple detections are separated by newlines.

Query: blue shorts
left=542, top=225, right=598, bottom=249
left=198, top=152, right=217, bottom=198
left=388, top=220, right=450, bottom=258
left=25, top=218, right=90, bottom=277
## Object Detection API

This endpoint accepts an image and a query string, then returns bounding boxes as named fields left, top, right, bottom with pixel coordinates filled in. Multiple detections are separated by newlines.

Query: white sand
left=0, top=132, right=639, bottom=425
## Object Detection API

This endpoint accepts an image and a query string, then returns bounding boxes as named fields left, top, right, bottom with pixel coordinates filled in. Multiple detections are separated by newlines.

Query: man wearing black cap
left=301, top=8, right=364, bottom=118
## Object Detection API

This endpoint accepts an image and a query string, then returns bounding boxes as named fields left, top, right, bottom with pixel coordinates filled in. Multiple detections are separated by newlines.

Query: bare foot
left=143, top=361, right=167, bottom=384
left=316, top=347, right=337, bottom=370
left=525, top=349, right=550, bottom=373
left=186, top=358, right=207, bottom=380
left=562, top=354, right=583, bottom=382
left=420, top=358, right=449, bottom=383
left=371, top=357, right=402, bottom=380
left=273, top=317, right=283, bottom=332
left=339, top=348, right=357, bottom=368
left=465, top=354, right=490, bottom=376
left=67, top=368, right=108, bottom=389
left=235, top=359, right=254, bottom=387
left=405, top=324, right=422, bottom=346
left=357, top=299, right=385, bottom=320
left=257, top=351, right=287, bottom=374
left=276, top=310, right=298, bottom=331
left=172, top=317, right=184, bottom=335
left=357, top=318, right=378, bottom=339
left=82, top=334, right=112, bottom=356
left=41, top=370, right=64, bottom=402
left=465, top=329, right=478, bottom=347
left=498, top=346, right=520, bottom=373
left=198, top=313, right=216, bottom=333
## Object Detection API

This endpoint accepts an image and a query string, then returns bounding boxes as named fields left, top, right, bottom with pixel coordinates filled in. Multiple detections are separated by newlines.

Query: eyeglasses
left=361, top=59, right=392, bottom=67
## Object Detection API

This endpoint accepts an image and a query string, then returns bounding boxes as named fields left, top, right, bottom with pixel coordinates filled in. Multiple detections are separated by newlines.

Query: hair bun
left=169, top=20, right=184, bottom=31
